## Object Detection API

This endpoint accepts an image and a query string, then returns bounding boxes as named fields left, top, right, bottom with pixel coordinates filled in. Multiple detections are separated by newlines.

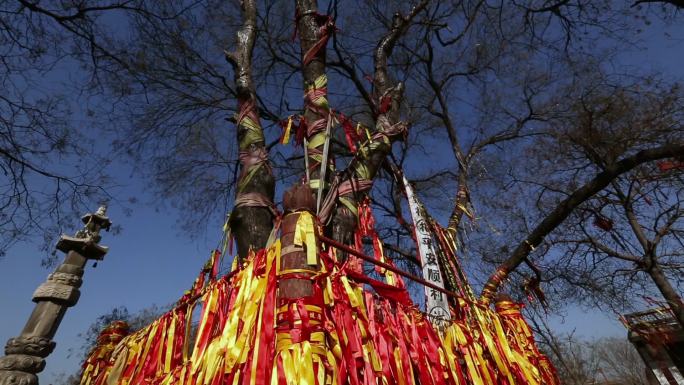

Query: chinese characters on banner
left=402, top=175, right=451, bottom=326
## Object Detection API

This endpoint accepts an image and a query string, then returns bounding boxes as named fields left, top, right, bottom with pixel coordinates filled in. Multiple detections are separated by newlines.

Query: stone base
left=0, top=371, right=38, bottom=385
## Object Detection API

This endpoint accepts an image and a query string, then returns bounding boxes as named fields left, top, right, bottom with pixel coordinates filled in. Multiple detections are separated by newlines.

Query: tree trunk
left=330, top=3, right=427, bottom=258
left=227, top=0, right=275, bottom=259
left=296, top=0, right=334, bottom=206
left=647, top=263, right=684, bottom=329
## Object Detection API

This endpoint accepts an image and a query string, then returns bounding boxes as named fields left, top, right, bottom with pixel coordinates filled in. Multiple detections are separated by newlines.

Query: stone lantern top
left=56, top=205, right=112, bottom=260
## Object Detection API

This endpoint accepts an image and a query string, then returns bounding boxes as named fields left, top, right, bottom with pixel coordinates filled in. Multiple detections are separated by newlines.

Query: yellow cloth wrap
left=293, top=211, right=318, bottom=265
left=250, top=242, right=280, bottom=385
left=307, top=75, right=329, bottom=110
left=80, top=322, right=131, bottom=385
left=182, top=302, right=195, bottom=361
left=323, top=276, right=335, bottom=306
left=337, top=196, right=358, bottom=217
left=105, top=351, right=128, bottom=385
left=492, top=313, right=541, bottom=385
left=238, top=110, right=264, bottom=150
left=470, top=305, right=515, bottom=385
left=237, top=162, right=265, bottom=194
left=440, top=325, right=464, bottom=385
left=364, top=126, right=372, bottom=142
left=374, top=241, right=398, bottom=287
left=352, top=162, right=370, bottom=181
left=164, top=313, right=175, bottom=373
left=186, top=241, right=279, bottom=385
left=496, top=301, right=552, bottom=385
left=340, top=276, right=364, bottom=314
left=307, top=132, right=327, bottom=151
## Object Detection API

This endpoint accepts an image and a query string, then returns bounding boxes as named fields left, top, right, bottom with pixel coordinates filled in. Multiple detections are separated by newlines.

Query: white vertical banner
left=402, top=174, right=451, bottom=326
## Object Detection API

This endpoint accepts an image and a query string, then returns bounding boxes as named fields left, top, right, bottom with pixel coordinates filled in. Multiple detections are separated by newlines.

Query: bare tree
left=530, top=313, right=649, bottom=385
left=0, top=1, right=136, bottom=263
left=473, top=76, right=684, bottom=323
left=8, top=0, right=683, bottom=315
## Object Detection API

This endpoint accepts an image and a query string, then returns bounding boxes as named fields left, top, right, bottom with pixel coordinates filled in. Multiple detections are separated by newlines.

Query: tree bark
left=279, top=185, right=317, bottom=298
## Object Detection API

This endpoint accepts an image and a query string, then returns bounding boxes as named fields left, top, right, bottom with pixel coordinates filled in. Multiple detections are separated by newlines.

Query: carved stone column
left=0, top=206, right=112, bottom=385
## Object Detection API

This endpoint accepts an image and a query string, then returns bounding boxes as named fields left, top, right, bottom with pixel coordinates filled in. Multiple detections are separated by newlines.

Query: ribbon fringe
left=80, top=241, right=558, bottom=385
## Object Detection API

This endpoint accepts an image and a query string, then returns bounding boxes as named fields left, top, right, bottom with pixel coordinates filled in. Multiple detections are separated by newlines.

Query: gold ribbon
left=293, top=212, right=318, bottom=265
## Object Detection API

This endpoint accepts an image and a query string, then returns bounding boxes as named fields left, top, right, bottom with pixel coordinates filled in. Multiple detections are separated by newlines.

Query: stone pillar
left=0, top=206, right=112, bottom=385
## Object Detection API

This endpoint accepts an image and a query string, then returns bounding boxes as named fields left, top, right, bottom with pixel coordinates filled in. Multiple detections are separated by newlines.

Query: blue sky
left=1, top=10, right=683, bottom=385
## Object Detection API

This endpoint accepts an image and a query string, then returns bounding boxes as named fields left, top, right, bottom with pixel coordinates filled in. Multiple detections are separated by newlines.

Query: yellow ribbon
left=293, top=212, right=318, bottom=265
left=282, top=116, right=293, bottom=144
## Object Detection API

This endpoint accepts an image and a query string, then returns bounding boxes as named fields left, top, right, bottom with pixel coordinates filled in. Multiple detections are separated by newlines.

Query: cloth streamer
left=80, top=239, right=559, bottom=385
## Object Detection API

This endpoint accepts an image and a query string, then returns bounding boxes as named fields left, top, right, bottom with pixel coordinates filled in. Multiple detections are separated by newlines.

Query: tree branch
left=481, top=143, right=684, bottom=302
left=327, top=0, right=428, bottom=254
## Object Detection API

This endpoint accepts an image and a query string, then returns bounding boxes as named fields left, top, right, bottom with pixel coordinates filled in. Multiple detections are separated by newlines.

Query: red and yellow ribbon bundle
left=80, top=320, right=129, bottom=385
left=80, top=238, right=558, bottom=385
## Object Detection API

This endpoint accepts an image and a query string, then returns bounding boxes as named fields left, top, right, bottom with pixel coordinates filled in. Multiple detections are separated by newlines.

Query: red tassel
left=301, top=14, right=336, bottom=65
left=255, top=249, right=277, bottom=385
left=378, top=96, right=392, bottom=114
left=593, top=215, right=613, bottom=231
left=211, top=250, right=221, bottom=280
left=657, top=160, right=684, bottom=172
left=295, top=116, right=307, bottom=145
left=338, top=113, right=359, bottom=153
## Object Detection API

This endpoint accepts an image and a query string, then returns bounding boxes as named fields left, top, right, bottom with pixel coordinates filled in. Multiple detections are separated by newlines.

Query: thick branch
left=225, top=0, right=258, bottom=100
left=632, top=0, right=684, bottom=8
left=373, top=0, right=429, bottom=103
left=423, top=38, right=470, bottom=235
left=295, top=0, right=336, bottom=217
left=648, top=263, right=684, bottom=328
left=612, top=183, right=651, bottom=252
left=330, top=0, right=427, bottom=252
left=366, top=0, right=428, bottom=174
left=481, top=143, right=684, bottom=302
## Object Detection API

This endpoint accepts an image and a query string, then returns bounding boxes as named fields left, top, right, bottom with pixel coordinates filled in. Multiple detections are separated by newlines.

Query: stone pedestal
left=0, top=207, right=111, bottom=385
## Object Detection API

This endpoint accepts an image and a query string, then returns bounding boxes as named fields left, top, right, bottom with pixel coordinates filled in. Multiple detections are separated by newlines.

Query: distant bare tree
left=528, top=312, right=648, bottom=385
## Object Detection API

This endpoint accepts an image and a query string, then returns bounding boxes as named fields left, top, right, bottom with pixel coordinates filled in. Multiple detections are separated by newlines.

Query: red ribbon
left=338, top=113, right=360, bottom=153
left=378, top=95, right=392, bottom=114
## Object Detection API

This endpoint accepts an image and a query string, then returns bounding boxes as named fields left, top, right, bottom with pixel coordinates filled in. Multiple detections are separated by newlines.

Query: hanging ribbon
left=293, top=211, right=318, bottom=266
left=80, top=235, right=561, bottom=385
left=281, top=116, right=293, bottom=145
